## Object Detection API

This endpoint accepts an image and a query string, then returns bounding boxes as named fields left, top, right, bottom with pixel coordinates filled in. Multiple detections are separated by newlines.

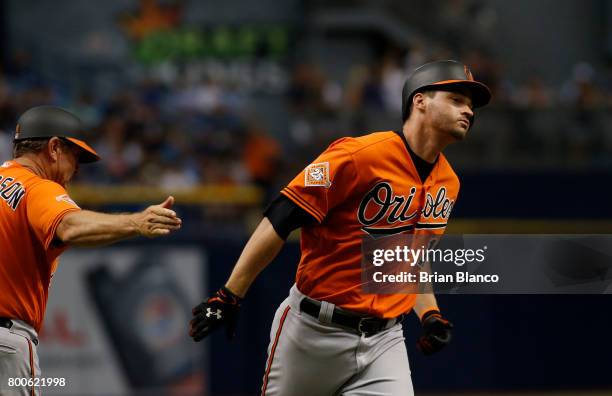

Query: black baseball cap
left=14, top=106, right=100, bottom=163
left=401, top=60, right=492, bottom=121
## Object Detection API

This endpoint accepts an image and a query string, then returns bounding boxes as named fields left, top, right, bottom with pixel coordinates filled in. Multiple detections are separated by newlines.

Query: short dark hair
left=13, top=138, right=51, bottom=158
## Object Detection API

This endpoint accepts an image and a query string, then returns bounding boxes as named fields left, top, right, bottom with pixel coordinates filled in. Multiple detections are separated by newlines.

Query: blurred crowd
left=272, top=36, right=612, bottom=171
left=0, top=52, right=283, bottom=194
left=1, top=33, right=612, bottom=196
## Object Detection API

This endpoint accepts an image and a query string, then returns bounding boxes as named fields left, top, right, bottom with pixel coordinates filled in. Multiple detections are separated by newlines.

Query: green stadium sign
left=133, top=26, right=291, bottom=63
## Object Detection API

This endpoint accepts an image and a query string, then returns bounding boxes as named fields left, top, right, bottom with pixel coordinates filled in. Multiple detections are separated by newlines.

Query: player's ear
left=412, top=92, right=427, bottom=113
left=47, top=137, right=63, bottom=162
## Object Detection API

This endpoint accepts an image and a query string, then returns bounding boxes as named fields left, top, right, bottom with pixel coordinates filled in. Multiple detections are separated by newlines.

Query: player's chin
left=449, top=127, right=468, bottom=141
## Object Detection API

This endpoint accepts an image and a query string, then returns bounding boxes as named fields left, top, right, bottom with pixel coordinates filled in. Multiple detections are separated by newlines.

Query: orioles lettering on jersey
left=422, top=187, right=454, bottom=220
left=357, top=183, right=454, bottom=235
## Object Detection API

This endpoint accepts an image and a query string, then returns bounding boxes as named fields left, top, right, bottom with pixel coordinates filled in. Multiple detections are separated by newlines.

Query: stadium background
left=1, top=0, right=612, bottom=395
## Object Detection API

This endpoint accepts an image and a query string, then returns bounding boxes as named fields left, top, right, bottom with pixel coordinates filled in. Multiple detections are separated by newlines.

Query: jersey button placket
left=418, top=163, right=438, bottom=232
left=415, top=182, right=428, bottom=233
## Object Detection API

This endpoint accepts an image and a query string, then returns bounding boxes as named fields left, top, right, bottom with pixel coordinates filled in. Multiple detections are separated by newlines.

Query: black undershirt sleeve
left=263, top=194, right=318, bottom=240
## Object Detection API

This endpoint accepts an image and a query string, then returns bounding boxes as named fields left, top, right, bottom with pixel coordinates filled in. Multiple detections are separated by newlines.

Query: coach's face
left=46, top=137, right=80, bottom=186
left=425, top=88, right=474, bottom=140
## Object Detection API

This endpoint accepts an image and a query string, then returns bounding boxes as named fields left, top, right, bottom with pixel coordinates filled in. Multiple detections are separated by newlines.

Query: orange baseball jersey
left=281, top=131, right=460, bottom=318
left=0, top=160, right=81, bottom=332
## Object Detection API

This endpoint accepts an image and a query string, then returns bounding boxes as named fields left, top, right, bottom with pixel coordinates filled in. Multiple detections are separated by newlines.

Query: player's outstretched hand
left=417, top=310, right=453, bottom=355
left=190, top=287, right=242, bottom=342
left=134, top=196, right=182, bottom=237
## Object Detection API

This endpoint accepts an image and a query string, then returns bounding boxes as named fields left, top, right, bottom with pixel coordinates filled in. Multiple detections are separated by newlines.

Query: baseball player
left=0, top=106, right=182, bottom=396
left=190, top=60, right=491, bottom=395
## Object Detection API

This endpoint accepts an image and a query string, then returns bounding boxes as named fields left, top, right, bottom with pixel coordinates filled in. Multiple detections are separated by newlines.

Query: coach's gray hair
left=13, top=139, right=52, bottom=158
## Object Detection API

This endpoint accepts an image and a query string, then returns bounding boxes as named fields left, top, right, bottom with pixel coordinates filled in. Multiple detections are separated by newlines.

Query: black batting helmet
left=14, top=106, right=100, bottom=163
left=401, top=60, right=492, bottom=122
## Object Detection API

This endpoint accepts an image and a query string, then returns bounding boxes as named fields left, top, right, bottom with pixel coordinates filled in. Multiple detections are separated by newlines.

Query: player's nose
left=462, top=105, right=474, bottom=119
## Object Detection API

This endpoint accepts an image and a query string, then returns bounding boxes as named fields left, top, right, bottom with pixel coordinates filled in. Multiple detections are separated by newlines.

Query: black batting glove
left=417, top=310, right=453, bottom=355
left=189, top=286, right=242, bottom=342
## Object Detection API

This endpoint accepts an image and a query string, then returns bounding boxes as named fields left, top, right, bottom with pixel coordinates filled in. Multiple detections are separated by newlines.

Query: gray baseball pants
left=260, top=285, right=414, bottom=396
left=0, top=320, right=40, bottom=396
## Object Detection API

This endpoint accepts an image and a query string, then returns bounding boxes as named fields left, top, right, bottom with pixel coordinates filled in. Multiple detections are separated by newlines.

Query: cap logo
left=464, top=65, right=474, bottom=81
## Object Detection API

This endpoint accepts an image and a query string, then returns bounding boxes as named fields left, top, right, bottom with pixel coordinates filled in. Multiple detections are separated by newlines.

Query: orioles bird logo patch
left=305, top=162, right=331, bottom=187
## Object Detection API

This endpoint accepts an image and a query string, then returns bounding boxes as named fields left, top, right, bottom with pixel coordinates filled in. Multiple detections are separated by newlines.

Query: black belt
left=0, top=317, right=13, bottom=329
left=299, top=298, right=403, bottom=337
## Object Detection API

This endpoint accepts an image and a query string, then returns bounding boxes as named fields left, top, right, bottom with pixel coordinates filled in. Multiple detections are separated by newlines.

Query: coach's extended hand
left=417, top=310, right=453, bottom=355
left=190, top=286, right=242, bottom=341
